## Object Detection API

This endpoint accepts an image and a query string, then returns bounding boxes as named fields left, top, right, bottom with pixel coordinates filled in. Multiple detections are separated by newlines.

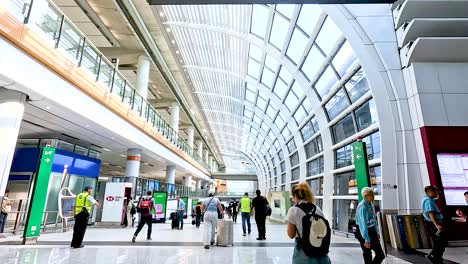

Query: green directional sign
left=352, top=140, right=370, bottom=202
left=23, top=147, right=55, bottom=241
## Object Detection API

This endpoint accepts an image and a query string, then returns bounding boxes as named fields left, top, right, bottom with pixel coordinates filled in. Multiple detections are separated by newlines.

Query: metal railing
left=3, top=0, right=211, bottom=171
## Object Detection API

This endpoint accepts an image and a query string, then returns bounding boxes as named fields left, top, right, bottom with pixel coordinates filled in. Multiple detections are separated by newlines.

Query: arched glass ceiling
left=160, top=4, right=359, bottom=172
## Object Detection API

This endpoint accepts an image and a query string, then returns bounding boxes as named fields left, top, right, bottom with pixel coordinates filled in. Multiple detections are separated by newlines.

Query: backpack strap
left=295, top=201, right=316, bottom=215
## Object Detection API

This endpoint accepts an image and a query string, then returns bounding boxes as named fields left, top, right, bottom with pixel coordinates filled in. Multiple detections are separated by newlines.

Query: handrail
left=3, top=0, right=211, bottom=171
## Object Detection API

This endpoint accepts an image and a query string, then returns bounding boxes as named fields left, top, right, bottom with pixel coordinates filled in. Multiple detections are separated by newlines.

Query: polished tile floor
left=0, top=219, right=460, bottom=263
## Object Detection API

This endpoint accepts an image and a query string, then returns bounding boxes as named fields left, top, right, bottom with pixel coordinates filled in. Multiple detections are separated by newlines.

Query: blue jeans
left=241, top=212, right=251, bottom=234
left=195, top=215, right=201, bottom=227
left=293, top=238, right=331, bottom=264
left=0, top=212, right=7, bottom=233
left=178, top=210, right=184, bottom=228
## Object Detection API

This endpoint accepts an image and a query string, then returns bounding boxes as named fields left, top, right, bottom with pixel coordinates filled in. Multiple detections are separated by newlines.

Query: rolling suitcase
left=170, top=212, right=179, bottom=229
left=216, top=219, right=233, bottom=246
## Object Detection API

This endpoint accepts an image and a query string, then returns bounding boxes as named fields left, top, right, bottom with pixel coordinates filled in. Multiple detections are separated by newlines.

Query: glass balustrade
left=4, top=0, right=211, bottom=171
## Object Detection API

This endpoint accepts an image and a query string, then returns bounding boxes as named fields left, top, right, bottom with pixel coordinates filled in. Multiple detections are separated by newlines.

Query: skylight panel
left=315, top=66, right=339, bottom=98
left=297, top=5, right=322, bottom=36
left=301, top=45, right=325, bottom=81
left=275, top=4, right=295, bottom=19
left=269, top=13, right=290, bottom=50
left=332, top=41, right=357, bottom=77
left=248, top=58, right=261, bottom=79
left=251, top=5, right=270, bottom=39
left=249, top=44, right=263, bottom=61
left=286, top=28, right=309, bottom=64
left=261, top=67, right=276, bottom=88
left=315, top=17, right=342, bottom=55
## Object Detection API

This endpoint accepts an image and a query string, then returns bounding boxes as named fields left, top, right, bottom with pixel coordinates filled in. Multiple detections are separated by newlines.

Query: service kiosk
left=101, top=182, right=133, bottom=224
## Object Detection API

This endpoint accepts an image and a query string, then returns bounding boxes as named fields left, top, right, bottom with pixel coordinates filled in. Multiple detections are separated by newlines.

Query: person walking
left=132, top=190, right=157, bottom=242
left=422, top=186, right=447, bottom=264
left=0, top=190, right=12, bottom=233
left=195, top=202, right=202, bottom=228
left=71, top=186, right=100, bottom=248
left=232, top=200, right=238, bottom=223
left=355, top=187, right=385, bottom=264
left=176, top=196, right=185, bottom=230
left=239, top=192, right=251, bottom=236
left=287, top=182, right=331, bottom=264
left=128, top=197, right=137, bottom=227
left=252, top=189, right=269, bottom=240
left=201, top=193, right=223, bottom=249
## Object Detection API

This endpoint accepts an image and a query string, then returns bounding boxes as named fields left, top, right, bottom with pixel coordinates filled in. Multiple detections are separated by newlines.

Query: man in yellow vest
left=71, top=186, right=99, bottom=248
left=238, top=192, right=251, bottom=236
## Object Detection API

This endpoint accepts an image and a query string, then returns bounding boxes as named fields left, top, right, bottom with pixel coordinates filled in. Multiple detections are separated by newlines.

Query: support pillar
left=184, top=175, right=192, bottom=187
left=170, top=102, right=180, bottom=132
left=196, top=180, right=201, bottom=190
left=208, top=157, right=213, bottom=171
left=125, top=149, right=141, bottom=194
left=166, top=165, right=176, bottom=185
left=0, top=89, right=26, bottom=197
left=187, top=126, right=195, bottom=149
left=197, top=141, right=203, bottom=158
left=136, top=55, right=150, bottom=100
left=204, top=150, right=209, bottom=164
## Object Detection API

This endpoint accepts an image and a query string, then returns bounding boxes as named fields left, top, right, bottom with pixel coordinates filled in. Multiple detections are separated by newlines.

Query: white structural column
left=125, top=149, right=141, bottom=192
left=184, top=175, right=192, bottom=187
left=196, top=179, right=201, bottom=190
left=136, top=55, right=150, bottom=100
left=197, top=141, right=203, bottom=158
left=166, top=165, right=176, bottom=185
left=187, top=126, right=195, bottom=149
left=170, top=102, right=180, bottom=132
left=208, top=157, right=213, bottom=171
left=0, top=89, right=26, bottom=197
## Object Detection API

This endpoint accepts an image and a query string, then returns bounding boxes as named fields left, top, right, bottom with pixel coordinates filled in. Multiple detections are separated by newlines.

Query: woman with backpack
left=286, top=182, right=331, bottom=264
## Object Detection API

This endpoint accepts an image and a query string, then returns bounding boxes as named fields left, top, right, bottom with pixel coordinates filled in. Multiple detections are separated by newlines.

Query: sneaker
left=256, top=237, right=262, bottom=240
left=147, top=237, right=152, bottom=241
left=132, top=236, right=136, bottom=243
left=248, top=231, right=251, bottom=235
left=211, top=241, right=215, bottom=246
left=242, top=233, right=246, bottom=236
left=204, top=245, right=209, bottom=249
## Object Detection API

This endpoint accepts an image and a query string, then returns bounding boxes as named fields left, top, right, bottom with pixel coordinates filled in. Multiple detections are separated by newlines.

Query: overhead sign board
left=148, top=0, right=396, bottom=4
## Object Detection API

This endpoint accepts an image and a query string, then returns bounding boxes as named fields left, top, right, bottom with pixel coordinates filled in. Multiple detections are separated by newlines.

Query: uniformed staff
left=71, top=186, right=99, bottom=248
left=238, top=192, right=251, bottom=236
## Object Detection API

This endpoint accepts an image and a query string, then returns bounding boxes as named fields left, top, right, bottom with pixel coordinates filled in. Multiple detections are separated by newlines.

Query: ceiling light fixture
left=159, top=12, right=165, bottom=17
left=102, top=148, right=111, bottom=152
left=180, top=60, right=183, bottom=63
left=46, top=106, right=51, bottom=109
left=176, top=50, right=179, bottom=54
left=171, top=40, right=175, bottom=44
left=120, top=154, right=126, bottom=157
left=166, top=28, right=171, bottom=32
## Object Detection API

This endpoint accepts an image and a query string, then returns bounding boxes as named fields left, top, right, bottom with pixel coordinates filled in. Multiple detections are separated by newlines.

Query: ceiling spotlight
left=86, top=125, right=90, bottom=128
left=102, top=148, right=111, bottom=152
left=120, top=154, right=126, bottom=157
left=159, top=12, right=165, bottom=17
left=171, top=40, right=175, bottom=44
left=166, top=28, right=171, bottom=32
left=46, top=106, right=51, bottom=110
left=180, top=60, right=183, bottom=63
left=176, top=50, right=179, bottom=54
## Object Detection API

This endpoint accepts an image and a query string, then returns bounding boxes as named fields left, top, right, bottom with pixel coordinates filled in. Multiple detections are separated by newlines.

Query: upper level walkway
left=1, top=219, right=464, bottom=263
left=0, top=0, right=212, bottom=180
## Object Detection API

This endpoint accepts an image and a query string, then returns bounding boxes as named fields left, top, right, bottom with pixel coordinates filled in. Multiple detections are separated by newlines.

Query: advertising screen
left=181, top=197, right=189, bottom=217
left=153, top=191, right=168, bottom=220
left=436, top=153, right=468, bottom=205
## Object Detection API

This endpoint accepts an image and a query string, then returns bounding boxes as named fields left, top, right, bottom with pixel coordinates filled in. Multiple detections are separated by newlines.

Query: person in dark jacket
left=252, top=190, right=269, bottom=240
left=195, top=202, right=202, bottom=228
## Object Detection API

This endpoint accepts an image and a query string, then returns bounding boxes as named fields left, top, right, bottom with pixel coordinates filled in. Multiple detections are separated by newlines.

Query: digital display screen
left=436, top=153, right=468, bottom=206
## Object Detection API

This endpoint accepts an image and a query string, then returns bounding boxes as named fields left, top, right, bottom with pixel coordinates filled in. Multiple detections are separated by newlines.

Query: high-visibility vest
left=240, top=197, right=251, bottom=213
left=75, top=192, right=92, bottom=215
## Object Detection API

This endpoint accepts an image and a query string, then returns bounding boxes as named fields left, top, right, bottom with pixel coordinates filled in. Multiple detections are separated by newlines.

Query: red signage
left=106, top=196, right=115, bottom=201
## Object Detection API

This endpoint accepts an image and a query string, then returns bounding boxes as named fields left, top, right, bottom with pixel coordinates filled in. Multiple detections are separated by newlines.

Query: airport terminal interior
left=0, top=0, right=467, bottom=263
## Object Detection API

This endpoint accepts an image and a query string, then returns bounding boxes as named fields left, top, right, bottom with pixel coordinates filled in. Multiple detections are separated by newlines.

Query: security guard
left=238, top=192, right=251, bottom=236
left=71, top=186, right=99, bottom=248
